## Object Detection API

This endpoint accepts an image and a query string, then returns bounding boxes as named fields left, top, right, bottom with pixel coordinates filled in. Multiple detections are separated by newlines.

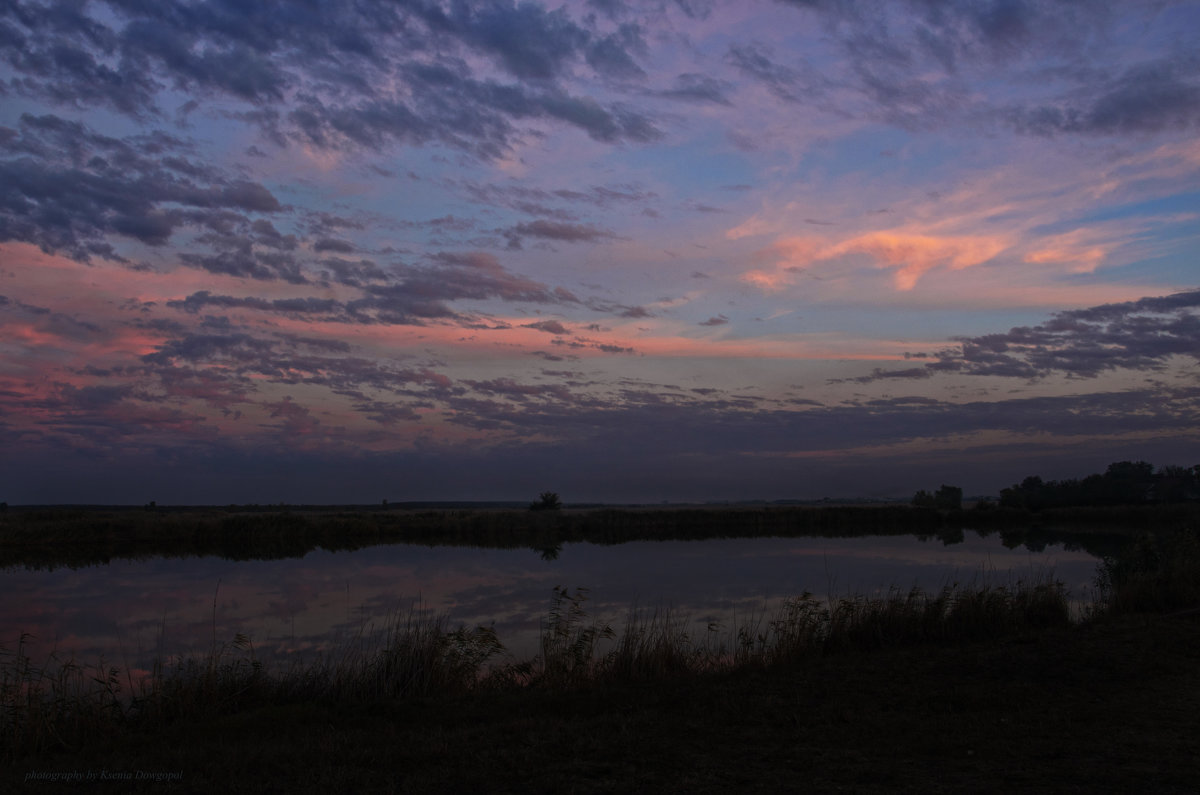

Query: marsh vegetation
left=2, top=576, right=1075, bottom=759
left=5, top=525, right=1197, bottom=745
left=3, top=503, right=1198, bottom=791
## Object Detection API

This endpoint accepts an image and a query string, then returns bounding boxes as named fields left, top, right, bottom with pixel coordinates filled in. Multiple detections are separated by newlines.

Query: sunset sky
left=2, top=0, right=1198, bottom=504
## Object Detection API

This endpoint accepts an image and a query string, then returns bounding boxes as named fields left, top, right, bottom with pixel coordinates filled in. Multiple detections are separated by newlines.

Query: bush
left=529, top=492, right=563, bottom=511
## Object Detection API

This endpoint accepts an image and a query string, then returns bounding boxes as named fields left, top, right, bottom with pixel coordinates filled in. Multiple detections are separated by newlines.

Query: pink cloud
left=740, top=230, right=1011, bottom=291
left=830, top=232, right=1009, bottom=290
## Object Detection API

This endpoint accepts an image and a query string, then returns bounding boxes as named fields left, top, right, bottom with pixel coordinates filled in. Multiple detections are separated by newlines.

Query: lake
left=2, top=528, right=1107, bottom=679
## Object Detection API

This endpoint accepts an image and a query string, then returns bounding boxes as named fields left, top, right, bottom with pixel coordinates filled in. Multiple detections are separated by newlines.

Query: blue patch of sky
left=335, top=167, right=479, bottom=234
left=623, top=135, right=757, bottom=200
left=790, top=306, right=1055, bottom=343
left=1059, top=191, right=1200, bottom=228
left=1097, top=252, right=1200, bottom=288
left=782, top=126, right=969, bottom=192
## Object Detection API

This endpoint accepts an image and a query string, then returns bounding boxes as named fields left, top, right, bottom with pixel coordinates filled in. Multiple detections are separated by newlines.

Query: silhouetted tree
left=999, top=460, right=1196, bottom=511
left=1000, top=476, right=1044, bottom=509
left=1102, top=460, right=1155, bottom=505
left=1154, top=464, right=1200, bottom=503
left=911, top=489, right=937, bottom=509
left=935, top=484, right=963, bottom=510
left=529, top=491, right=563, bottom=511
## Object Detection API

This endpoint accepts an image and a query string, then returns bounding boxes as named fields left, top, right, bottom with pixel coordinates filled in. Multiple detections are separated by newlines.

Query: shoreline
left=4, top=502, right=1193, bottom=570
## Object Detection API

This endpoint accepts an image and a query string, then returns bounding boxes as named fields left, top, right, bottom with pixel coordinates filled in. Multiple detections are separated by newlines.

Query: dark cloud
left=851, top=289, right=1200, bottom=382
left=141, top=332, right=275, bottom=367
left=575, top=298, right=652, bottom=319
left=522, top=320, right=571, bottom=335
left=673, top=0, right=716, bottom=20
left=179, top=242, right=306, bottom=284
left=165, top=250, right=590, bottom=328
left=0, top=1, right=158, bottom=115
left=829, top=367, right=932, bottom=385
left=462, top=377, right=575, bottom=403
left=285, top=63, right=660, bottom=158
left=166, top=291, right=340, bottom=318
left=777, top=0, right=1100, bottom=68
left=260, top=396, right=321, bottom=436
left=502, top=220, right=617, bottom=248
left=699, top=315, right=728, bottom=326
left=456, top=181, right=657, bottom=223
left=554, top=184, right=657, bottom=206
left=54, top=383, right=135, bottom=411
left=343, top=251, right=579, bottom=324
left=139, top=329, right=456, bottom=410
left=377, top=367, right=1200, bottom=466
left=0, top=295, right=104, bottom=342
left=415, top=2, right=590, bottom=81
left=312, top=238, right=355, bottom=253
left=684, top=201, right=726, bottom=214
left=6, top=298, right=1199, bottom=501
left=355, top=400, right=423, bottom=426
left=657, top=73, right=732, bottom=105
left=585, top=25, right=648, bottom=80
left=1011, top=57, right=1200, bottom=136
left=726, top=43, right=804, bottom=102
left=0, top=1, right=660, bottom=160
left=313, top=257, right=389, bottom=289
left=769, top=0, right=1193, bottom=136
left=0, top=114, right=283, bottom=265
left=303, top=211, right=366, bottom=235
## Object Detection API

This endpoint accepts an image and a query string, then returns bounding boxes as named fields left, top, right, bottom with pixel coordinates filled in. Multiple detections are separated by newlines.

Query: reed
left=821, top=578, right=1071, bottom=652
left=1095, top=526, right=1200, bottom=614
left=600, top=603, right=722, bottom=681
left=0, top=570, right=1147, bottom=761
left=532, top=586, right=615, bottom=686
left=1, top=605, right=511, bottom=759
left=0, top=634, right=128, bottom=756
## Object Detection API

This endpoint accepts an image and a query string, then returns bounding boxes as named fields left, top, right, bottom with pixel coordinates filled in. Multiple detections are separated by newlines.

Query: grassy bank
left=8, top=615, right=1199, bottom=792
left=3, top=579, right=1072, bottom=756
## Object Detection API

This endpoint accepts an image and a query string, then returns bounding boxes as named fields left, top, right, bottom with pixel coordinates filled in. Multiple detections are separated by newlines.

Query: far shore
left=4, top=502, right=1197, bottom=570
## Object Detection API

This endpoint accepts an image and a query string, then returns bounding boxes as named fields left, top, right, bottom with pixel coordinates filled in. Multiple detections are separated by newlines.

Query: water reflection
left=2, top=531, right=1103, bottom=675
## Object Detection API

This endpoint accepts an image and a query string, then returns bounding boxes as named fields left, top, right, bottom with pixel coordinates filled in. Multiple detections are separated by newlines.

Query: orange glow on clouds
left=831, top=231, right=1010, bottom=290
left=741, top=230, right=1012, bottom=292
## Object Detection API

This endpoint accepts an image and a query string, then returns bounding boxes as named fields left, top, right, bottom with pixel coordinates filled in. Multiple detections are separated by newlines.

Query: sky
left=1, top=0, right=1198, bottom=505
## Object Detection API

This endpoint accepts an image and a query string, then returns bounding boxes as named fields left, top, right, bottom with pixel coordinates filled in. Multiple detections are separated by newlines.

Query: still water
left=3, top=531, right=1103, bottom=675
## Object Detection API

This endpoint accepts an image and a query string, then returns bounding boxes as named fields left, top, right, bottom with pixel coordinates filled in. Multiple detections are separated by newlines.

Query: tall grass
left=8, top=551, right=1193, bottom=761
left=0, top=634, right=129, bottom=756
left=1094, top=526, right=1200, bottom=614
left=1, top=607, right=509, bottom=759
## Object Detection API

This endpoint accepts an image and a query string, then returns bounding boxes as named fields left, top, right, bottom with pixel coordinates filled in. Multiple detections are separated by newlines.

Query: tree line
left=998, top=461, right=1200, bottom=510
left=914, top=461, right=1200, bottom=512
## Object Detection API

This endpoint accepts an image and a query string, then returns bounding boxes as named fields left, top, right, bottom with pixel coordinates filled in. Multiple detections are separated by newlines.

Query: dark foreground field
left=11, top=611, right=1200, bottom=794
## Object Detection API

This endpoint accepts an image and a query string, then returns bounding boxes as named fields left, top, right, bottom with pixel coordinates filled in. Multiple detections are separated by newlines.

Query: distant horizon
left=6, top=460, right=1190, bottom=511
left=3, top=496, right=929, bottom=509
left=8, top=444, right=1198, bottom=506
left=2, top=2, right=1198, bottom=505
